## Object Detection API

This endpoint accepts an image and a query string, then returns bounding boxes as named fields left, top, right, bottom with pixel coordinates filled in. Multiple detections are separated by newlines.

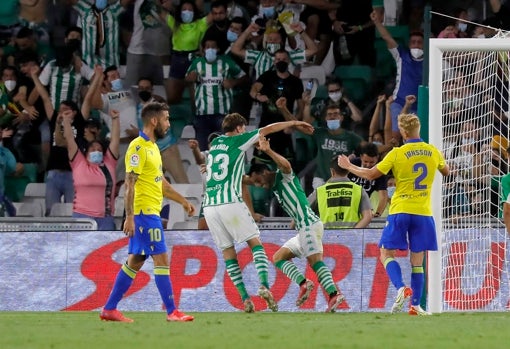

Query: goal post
left=428, top=36, right=510, bottom=313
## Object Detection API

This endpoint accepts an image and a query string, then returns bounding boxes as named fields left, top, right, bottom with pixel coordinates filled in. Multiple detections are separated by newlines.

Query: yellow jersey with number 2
left=376, top=139, right=447, bottom=216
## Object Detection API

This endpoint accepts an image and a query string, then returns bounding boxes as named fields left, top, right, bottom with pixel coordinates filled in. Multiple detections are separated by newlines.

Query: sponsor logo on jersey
left=130, top=153, right=140, bottom=167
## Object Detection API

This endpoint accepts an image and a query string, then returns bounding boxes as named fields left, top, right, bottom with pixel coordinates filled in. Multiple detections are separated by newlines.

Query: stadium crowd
left=0, top=0, right=509, bottom=228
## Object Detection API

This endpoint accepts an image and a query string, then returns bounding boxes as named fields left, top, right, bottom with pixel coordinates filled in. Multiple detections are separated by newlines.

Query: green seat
left=333, top=65, right=373, bottom=105
left=249, top=185, right=271, bottom=216
left=170, top=103, right=194, bottom=139
left=314, top=84, right=328, bottom=100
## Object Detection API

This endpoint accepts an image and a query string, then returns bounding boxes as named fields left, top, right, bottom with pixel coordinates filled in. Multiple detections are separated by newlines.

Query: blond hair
left=397, top=113, right=421, bottom=135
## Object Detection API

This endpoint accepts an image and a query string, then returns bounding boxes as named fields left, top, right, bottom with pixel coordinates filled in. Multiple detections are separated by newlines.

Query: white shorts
left=283, top=221, right=324, bottom=258
left=204, top=202, right=260, bottom=250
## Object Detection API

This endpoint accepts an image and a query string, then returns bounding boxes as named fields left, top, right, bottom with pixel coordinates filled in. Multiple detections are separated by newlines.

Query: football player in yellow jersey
left=338, top=113, right=450, bottom=315
left=100, top=102, right=196, bottom=323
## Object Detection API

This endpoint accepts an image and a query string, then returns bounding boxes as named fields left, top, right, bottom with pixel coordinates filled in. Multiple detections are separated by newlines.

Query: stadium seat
left=333, top=65, right=373, bottom=105
left=23, top=182, right=46, bottom=198
left=314, top=84, right=328, bottom=100
left=13, top=201, right=44, bottom=217
left=171, top=219, right=199, bottom=230
left=180, top=124, right=196, bottom=140
left=49, top=203, right=73, bottom=217
left=22, top=182, right=47, bottom=214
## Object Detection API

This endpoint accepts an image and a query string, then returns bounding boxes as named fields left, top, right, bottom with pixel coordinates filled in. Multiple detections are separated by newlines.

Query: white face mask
left=410, top=48, right=424, bottom=60
left=328, top=91, right=342, bottom=102
left=457, top=23, right=468, bottom=32
left=4, top=80, right=16, bottom=92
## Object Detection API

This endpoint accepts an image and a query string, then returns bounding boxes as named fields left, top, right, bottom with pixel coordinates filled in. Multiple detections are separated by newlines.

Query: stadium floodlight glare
left=429, top=34, right=510, bottom=313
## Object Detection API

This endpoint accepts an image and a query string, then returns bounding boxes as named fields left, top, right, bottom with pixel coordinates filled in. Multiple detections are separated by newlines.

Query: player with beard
left=100, top=102, right=196, bottom=322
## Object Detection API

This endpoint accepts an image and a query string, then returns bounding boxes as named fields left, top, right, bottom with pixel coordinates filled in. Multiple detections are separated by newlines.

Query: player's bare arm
left=162, top=178, right=196, bottom=217
left=258, top=134, right=292, bottom=174
left=123, top=171, right=138, bottom=237
left=338, top=154, right=384, bottom=180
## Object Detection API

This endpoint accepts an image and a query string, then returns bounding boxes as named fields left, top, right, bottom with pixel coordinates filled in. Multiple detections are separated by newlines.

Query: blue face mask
left=261, top=6, right=275, bottom=18
left=387, top=186, right=396, bottom=199
left=226, top=30, right=238, bottom=42
left=95, top=0, right=108, bottom=11
left=181, top=10, right=194, bottom=23
left=89, top=151, right=103, bottom=164
left=205, top=48, right=217, bottom=62
left=326, top=119, right=341, bottom=130
left=111, top=78, right=123, bottom=92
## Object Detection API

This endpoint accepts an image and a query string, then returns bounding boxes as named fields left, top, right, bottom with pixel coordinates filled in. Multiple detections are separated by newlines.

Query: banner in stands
left=0, top=229, right=507, bottom=312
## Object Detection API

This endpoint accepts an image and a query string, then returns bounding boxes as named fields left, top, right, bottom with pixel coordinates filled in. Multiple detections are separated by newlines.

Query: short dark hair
left=60, top=100, right=79, bottom=113
left=141, top=102, right=169, bottom=123
left=201, top=33, right=219, bottom=48
left=16, top=49, right=39, bottom=64
left=410, top=31, right=424, bottom=39
left=248, top=163, right=270, bottom=175
left=103, top=65, right=118, bottom=79
left=360, top=143, right=379, bottom=157
left=211, top=0, right=227, bottom=11
left=16, top=27, right=34, bottom=39
left=274, top=48, right=289, bottom=58
left=86, top=140, right=107, bottom=155
left=1, top=65, right=18, bottom=78
left=331, top=155, right=349, bottom=176
left=231, top=16, right=247, bottom=31
left=326, top=77, right=343, bottom=88
left=222, top=113, right=247, bottom=132
left=137, top=76, right=153, bottom=85
left=65, top=26, right=82, bottom=38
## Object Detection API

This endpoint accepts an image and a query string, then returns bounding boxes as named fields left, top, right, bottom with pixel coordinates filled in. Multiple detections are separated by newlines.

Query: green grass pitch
left=1, top=311, right=509, bottom=349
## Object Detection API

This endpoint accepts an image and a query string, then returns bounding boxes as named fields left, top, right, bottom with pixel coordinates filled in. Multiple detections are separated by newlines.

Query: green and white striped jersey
left=187, top=55, right=245, bottom=115
left=272, top=170, right=320, bottom=230
left=74, top=0, right=123, bottom=67
left=203, top=129, right=259, bottom=206
left=39, top=60, right=94, bottom=109
left=245, top=49, right=306, bottom=79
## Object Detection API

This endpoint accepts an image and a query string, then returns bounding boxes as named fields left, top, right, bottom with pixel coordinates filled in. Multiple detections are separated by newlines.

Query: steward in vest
left=312, top=156, right=372, bottom=229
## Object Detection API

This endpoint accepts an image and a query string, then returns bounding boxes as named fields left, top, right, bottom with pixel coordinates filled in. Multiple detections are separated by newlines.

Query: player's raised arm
left=257, top=134, right=292, bottom=174
left=337, top=154, right=384, bottom=181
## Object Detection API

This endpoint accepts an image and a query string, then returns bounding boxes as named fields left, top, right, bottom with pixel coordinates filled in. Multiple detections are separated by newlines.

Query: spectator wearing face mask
left=31, top=64, right=86, bottom=215
left=63, top=107, right=119, bottom=230
left=87, top=65, right=138, bottom=182
left=303, top=103, right=366, bottom=189
left=437, top=8, right=469, bottom=39
left=303, top=77, right=362, bottom=132
left=371, top=10, right=423, bottom=144
left=249, top=49, right=304, bottom=168
left=186, top=35, right=246, bottom=151
left=231, top=21, right=316, bottom=79
left=159, top=0, right=213, bottom=104
left=204, top=1, right=230, bottom=56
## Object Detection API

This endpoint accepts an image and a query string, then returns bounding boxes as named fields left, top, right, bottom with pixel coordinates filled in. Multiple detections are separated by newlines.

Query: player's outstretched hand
left=337, top=154, right=352, bottom=170
left=293, top=121, right=314, bottom=135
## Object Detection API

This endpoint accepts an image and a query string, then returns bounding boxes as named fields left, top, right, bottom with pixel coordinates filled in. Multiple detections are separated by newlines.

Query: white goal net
left=429, top=33, right=510, bottom=312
